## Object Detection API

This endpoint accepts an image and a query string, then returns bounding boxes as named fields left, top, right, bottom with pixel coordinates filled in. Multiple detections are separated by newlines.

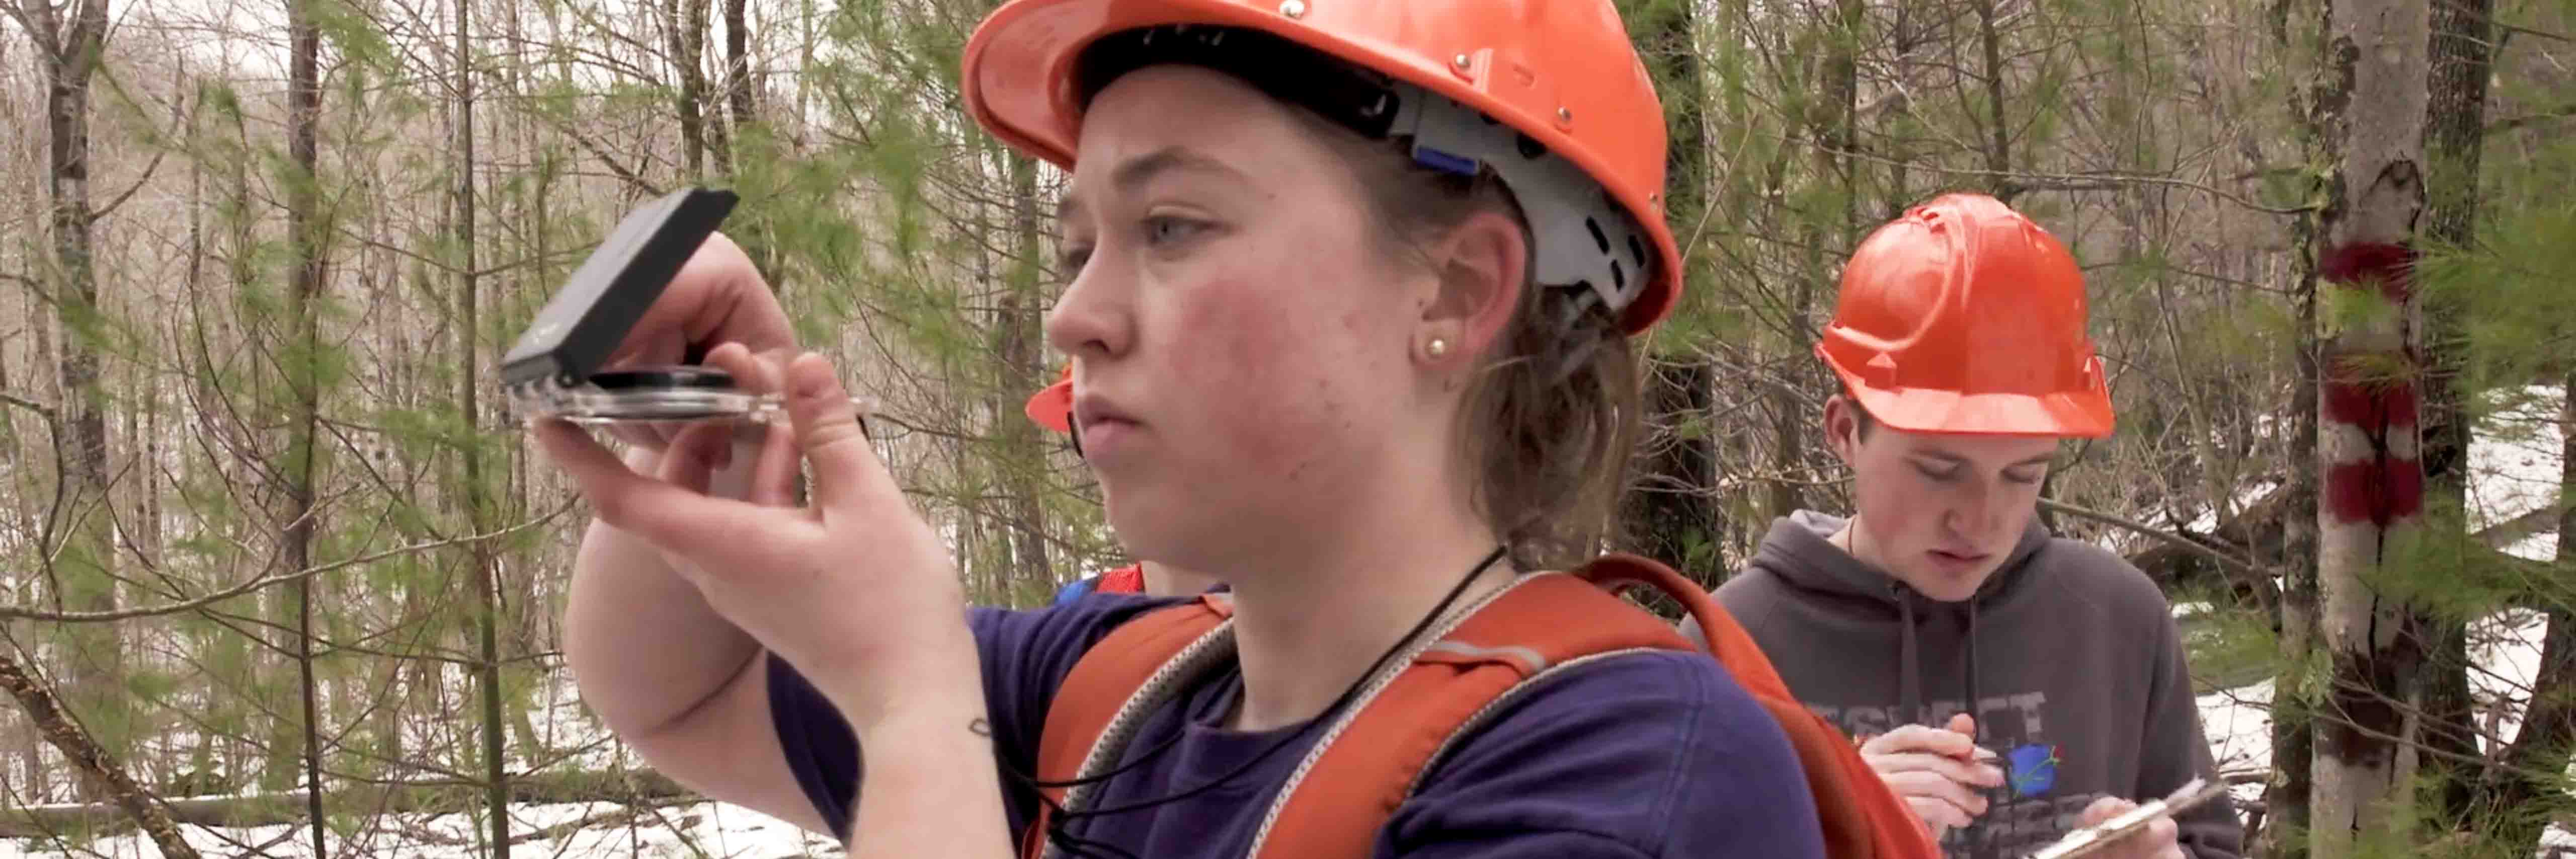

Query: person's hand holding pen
left=1859, top=713, right=2004, bottom=841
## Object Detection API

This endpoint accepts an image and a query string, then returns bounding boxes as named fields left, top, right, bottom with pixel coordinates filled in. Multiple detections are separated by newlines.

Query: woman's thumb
left=781, top=353, right=890, bottom=516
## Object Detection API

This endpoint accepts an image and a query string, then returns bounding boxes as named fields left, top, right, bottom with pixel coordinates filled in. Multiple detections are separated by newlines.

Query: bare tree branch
left=2495, top=20, right=2572, bottom=42
left=0, top=389, right=56, bottom=421
left=2488, top=102, right=2575, bottom=133
left=4, top=0, right=55, bottom=59
left=0, top=500, right=576, bottom=622
left=562, top=127, right=661, bottom=197
left=1816, top=142, right=2319, bottom=215
left=88, top=144, right=171, bottom=221
left=2431, top=0, right=2576, bottom=43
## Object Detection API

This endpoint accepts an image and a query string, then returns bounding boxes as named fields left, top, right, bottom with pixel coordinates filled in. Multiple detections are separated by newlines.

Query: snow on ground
left=2179, top=480, right=2285, bottom=537
left=2196, top=611, right=2552, bottom=767
left=2471, top=386, right=2566, bottom=537
left=2508, top=531, right=2561, bottom=563
left=2198, top=678, right=2274, bottom=809
left=2470, top=610, right=2553, bottom=752
left=2198, top=609, right=2557, bottom=761
left=2116, top=386, right=2562, bottom=558
left=1, top=671, right=847, bottom=858
left=2191, top=607, right=2560, bottom=846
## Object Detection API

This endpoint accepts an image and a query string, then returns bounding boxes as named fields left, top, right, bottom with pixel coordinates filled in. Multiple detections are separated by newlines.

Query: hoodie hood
left=1746, top=510, right=2049, bottom=732
left=1758, top=510, right=2053, bottom=609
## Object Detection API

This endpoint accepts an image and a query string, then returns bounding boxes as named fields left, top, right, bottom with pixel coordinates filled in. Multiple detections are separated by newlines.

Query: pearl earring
left=1426, top=337, right=1449, bottom=358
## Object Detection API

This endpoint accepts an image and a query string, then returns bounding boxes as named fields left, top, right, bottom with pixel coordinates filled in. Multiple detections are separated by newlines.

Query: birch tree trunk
left=2307, top=0, right=2433, bottom=848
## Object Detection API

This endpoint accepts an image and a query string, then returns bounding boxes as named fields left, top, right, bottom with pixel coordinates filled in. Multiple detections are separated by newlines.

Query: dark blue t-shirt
left=767, top=592, right=1827, bottom=857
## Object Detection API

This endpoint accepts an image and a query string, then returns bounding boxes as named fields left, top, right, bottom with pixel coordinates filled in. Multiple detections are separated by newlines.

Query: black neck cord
left=1007, top=544, right=1510, bottom=859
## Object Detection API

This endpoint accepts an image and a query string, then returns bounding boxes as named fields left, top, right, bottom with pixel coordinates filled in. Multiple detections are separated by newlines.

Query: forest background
left=1, top=0, right=2571, bottom=855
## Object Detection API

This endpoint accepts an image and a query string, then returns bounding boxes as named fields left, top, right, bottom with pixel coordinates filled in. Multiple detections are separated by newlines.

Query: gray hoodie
left=1683, top=511, right=2240, bottom=859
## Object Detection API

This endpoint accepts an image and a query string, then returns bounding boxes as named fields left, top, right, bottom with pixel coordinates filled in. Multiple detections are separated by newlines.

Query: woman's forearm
left=564, top=444, right=765, bottom=739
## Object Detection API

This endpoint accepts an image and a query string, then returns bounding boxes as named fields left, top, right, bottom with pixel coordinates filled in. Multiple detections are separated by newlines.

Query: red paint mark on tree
left=2320, top=349, right=2426, bottom=528
left=2319, top=241, right=2418, bottom=301
left=2322, top=371, right=2421, bottom=429
left=2325, top=458, right=2426, bottom=526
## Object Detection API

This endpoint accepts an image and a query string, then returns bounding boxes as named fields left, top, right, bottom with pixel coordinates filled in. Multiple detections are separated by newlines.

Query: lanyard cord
left=1003, top=544, right=1510, bottom=859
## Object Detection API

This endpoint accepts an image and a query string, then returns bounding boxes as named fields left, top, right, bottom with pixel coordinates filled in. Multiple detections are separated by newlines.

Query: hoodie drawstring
left=1965, top=598, right=1982, bottom=740
left=1882, top=581, right=2002, bottom=850
left=1895, top=588, right=1986, bottom=741
left=1919, top=594, right=1994, bottom=845
left=1896, top=586, right=1923, bottom=728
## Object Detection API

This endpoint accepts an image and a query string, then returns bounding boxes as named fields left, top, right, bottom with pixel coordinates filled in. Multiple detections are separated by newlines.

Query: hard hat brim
left=1025, top=365, right=1075, bottom=434
left=1828, top=361, right=2115, bottom=438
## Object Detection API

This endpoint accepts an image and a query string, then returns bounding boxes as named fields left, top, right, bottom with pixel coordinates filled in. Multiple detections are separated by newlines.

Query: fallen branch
left=0, top=769, right=693, bottom=839
left=397, top=805, right=702, bottom=847
left=513, top=808, right=700, bottom=846
left=2039, top=497, right=2268, bottom=578
left=0, top=650, right=203, bottom=856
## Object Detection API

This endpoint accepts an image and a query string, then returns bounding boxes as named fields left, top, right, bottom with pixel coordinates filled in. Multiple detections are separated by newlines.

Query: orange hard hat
left=961, top=0, right=1682, bottom=334
left=1025, top=363, right=1074, bottom=434
left=1816, top=193, right=2114, bottom=437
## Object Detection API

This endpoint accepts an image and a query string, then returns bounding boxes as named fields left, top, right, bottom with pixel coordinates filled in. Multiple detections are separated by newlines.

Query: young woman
left=1686, top=193, right=2239, bottom=859
left=536, top=2, right=1828, bottom=856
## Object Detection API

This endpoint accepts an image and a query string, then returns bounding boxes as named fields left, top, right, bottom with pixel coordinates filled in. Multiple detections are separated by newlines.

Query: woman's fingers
left=704, top=344, right=804, bottom=508
left=657, top=421, right=737, bottom=493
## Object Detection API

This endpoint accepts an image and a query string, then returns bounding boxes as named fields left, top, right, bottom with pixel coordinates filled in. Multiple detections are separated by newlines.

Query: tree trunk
left=2412, top=0, right=2498, bottom=820
left=452, top=0, right=514, bottom=852
left=723, top=0, right=754, bottom=141
left=2263, top=229, right=2322, bottom=859
left=997, top=151, right=1053, bottom=593
left=2307, top=0, right=2433, bottom=848
left=33, top=0, right=124, bottom=803
left=284, top=0, right=331, bottom=850
left=669, top=0, right=714, bottom=176
left=1972, top=0, right=2015, bottom=201
left=2263, top=14, right=2332, bottom=848
left=2422, top=0, right=2493, bottom=254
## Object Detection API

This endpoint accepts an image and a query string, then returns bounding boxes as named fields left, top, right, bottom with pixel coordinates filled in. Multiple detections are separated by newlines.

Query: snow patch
left=2506, top=530, right=2560, bottom=562
left=2469, top=386, right=2565, bottom=534
left=0, top=801, right=841, bottom=859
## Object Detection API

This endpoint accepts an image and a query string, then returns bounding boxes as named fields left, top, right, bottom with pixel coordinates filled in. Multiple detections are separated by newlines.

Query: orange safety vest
left=1020, top=553, right=1942, bottom=859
